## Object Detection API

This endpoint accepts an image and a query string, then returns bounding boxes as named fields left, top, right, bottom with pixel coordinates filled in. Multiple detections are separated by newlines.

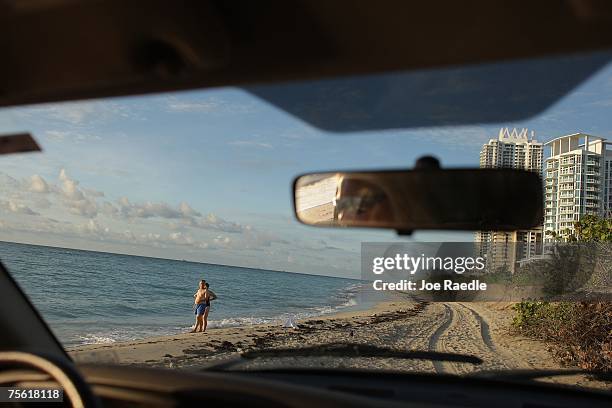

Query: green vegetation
left=512, top=301, right=611, bottom=371
left=573, top=215, right=612, bottom=242
left=513, top=216, right=612, bottom=371
left=547, top=215, right=612, bottom=242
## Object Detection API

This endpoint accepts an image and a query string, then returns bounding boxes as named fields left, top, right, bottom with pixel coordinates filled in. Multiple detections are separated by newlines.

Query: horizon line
left=0, top=239, right=358, bottom=281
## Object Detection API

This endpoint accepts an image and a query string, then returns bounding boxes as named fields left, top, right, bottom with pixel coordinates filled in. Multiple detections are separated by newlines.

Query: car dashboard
left=13, top=364, right=607, bottom=408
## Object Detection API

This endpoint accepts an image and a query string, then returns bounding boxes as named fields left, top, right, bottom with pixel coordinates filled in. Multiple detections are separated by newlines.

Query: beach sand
left=69, top=300, right=400, bottom=369
left=69, top=299, right=610, bottom=391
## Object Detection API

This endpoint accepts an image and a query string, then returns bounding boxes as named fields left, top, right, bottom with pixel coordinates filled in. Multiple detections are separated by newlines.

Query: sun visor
left=245, top=51, right=612, bottom=132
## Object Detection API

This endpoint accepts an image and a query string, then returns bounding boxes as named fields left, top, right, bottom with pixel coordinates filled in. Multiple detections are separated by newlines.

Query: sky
left=1, top=53, right=612, bottom=278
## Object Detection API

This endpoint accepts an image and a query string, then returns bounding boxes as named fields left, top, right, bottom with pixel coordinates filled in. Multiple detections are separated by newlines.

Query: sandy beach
left=69, top=299, right=610, bottom=391
left=68, top=300, right=400, bottom=368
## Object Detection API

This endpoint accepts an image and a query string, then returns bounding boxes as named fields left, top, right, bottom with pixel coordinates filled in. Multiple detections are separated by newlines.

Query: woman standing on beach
left=191, top=280, right=209, bottom=333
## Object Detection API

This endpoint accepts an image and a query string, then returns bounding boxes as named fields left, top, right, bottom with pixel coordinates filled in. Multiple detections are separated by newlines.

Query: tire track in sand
left=368, top=302, right=524, bottom=375
left=362, top=302, right=459, bottom=373
left=458, top=303, right=496, bottom=351
left=457, top=302, right=528, bottom=371
left=427, top=304, right=455, bottom=374
left=427, top=303, right=516, bottom=375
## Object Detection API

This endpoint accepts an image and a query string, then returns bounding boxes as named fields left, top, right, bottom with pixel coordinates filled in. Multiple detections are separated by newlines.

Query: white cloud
left=21, top=101, right=136, bottom=126
left=228, top=140, right=273, bottom=149
left=44, top=130, right=102, bottom=144
left=240, top=229, right=286, bottom=249
left=166, top=99, right=222, bottom=113
left=0, top=168, right=295, bottom=256
left=0, top=200, right=39, bottom=216
left=58, top=169, right=98, bottom=217
left=112, top=200, right=241, bottom=235
left=213, top=235, right=231, bottom=246
left=101, top=201, right=119, bottom=216
left=28, top=175, right=50, bottom=193
left=68, top=198, right=98, bottom=218
left=33, top=197, right=52, bottom=209
left=397, top=125, right=492, bottom=148
left=59, top=168, right=84, bottom=200
left=187, top=213, right=246, bottom=233
left=42, top=104, right=97, bottom=125
left=0, top=173, right=20, bottom=190
left=45, top=130, right=69, bottom=141
left=116, top=198, right=185, bottom=219
left=178, top=202, right=201, bottom=217
left=165, top=96, right=257, bottom=115
left=79, top=219, right=109, bottom=235
left=140, top=232, right=162, bottom=242
left=83, top=188, right=105, bottom=198
left=169, top=232, right=195, bottom=245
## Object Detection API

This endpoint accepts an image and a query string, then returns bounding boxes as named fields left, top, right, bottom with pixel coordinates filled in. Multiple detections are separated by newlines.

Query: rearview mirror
left=293, top=169, right=543, bottom=231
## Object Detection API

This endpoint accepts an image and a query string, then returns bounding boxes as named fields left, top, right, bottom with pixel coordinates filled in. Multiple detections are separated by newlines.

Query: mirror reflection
left=294, top=169, right=543, bottom=231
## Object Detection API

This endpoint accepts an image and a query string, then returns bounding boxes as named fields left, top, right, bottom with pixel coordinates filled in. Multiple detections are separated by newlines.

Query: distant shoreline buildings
left=477, top=128, right=612, bottom=272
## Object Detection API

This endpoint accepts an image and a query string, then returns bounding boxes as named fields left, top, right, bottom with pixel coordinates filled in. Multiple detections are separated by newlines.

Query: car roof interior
left=3, top=0, right=612, bottom=124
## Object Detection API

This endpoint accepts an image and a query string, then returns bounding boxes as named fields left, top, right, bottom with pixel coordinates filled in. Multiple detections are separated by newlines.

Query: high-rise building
left=544, top=133, right=612, bottom=241
left=480, top=127, right=543, bottom=171
left=476, top=128, right=544, bottom=272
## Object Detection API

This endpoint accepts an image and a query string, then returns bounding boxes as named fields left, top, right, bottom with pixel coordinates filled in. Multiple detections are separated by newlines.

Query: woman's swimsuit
left=194, top=291, right=210, bottom=315
left=195, top=302, right=207, bottom=315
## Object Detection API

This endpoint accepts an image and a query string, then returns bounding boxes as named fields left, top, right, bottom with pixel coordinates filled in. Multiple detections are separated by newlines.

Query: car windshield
left=0, top=52, right=610, bottom=392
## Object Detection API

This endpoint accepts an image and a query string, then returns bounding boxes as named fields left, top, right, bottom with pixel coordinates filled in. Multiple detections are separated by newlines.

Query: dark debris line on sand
left=143, top=302, right=429, bottom=369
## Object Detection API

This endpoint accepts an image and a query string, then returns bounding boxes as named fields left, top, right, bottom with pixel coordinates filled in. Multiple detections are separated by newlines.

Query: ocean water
left=0, top=241, right=364, bottom=347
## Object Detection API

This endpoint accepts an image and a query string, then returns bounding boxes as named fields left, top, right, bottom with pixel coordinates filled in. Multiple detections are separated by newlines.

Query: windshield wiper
left=470, top=369, right=612, bottom=382
left=204, top=342, right=482, bottom=371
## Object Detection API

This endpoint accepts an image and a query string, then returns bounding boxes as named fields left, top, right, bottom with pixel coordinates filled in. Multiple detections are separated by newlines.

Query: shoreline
left=68, top=297, right=400, bottom=366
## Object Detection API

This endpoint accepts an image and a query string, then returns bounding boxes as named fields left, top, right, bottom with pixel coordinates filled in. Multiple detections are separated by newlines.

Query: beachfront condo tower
left=544, top=133, right=612, bottom=241
left=480, top=128, right=544, bottom=171
left=476, top=128, right=544, bottom=272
